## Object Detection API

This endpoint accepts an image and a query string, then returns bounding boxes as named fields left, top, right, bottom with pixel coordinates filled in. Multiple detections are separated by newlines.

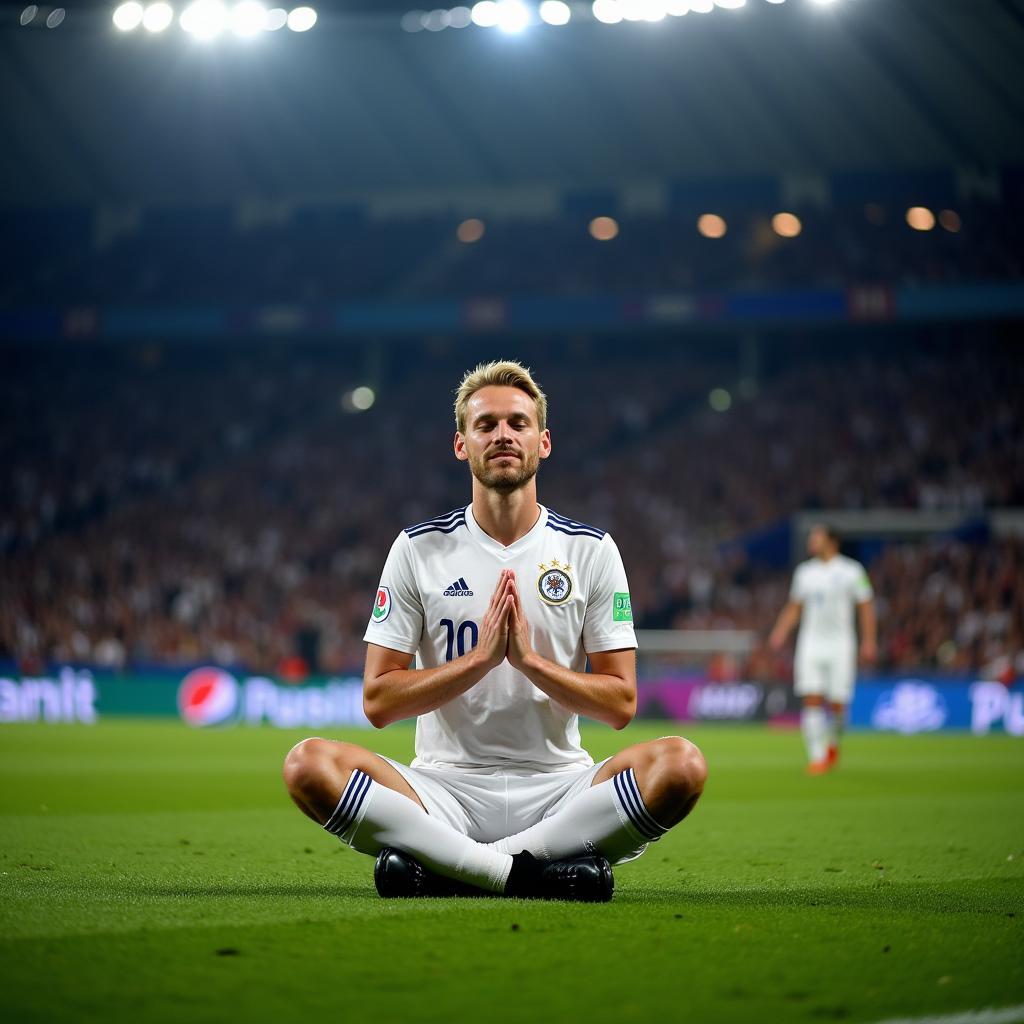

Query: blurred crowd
left=2, top=199, right=1020, bottom=308
left=2, top=335, right=1021, bottom=681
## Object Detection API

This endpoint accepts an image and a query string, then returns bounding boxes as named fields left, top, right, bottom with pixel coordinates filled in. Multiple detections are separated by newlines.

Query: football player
left=283, top=360, right=707, bottom=901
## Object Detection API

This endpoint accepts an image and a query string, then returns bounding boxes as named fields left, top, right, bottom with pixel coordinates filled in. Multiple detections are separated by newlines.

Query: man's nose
left=494, top=421, right=513, bottom=444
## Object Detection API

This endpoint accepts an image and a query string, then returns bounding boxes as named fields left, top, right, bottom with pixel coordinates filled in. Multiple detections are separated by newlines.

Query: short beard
left=469, top=451, right=540, bottom=494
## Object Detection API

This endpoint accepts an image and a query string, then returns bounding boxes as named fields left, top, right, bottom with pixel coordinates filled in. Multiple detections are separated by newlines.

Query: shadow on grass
left=139, top=883, right=372, bottom=900
left=615, top=876, right=1022, bottom=915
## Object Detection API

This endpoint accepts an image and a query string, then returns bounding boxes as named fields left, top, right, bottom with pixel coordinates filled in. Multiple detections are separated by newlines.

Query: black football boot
left=373, top=848, right=488, bottom=898
left=504, top=851, right=614, bottom=903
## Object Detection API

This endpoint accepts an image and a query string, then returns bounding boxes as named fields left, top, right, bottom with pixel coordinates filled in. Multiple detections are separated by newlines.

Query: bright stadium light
left=689, top=0, right=712, bottom=12
left=351, top=386, right=376, bottom=412
left=495, top=0, right=530, bottom=32
left=592, top=1, right=622, bottom=25
left=471, top=1, right=499, bottom=27
left=640, top=1, right=668, bottom=20
left=696, top=211, right=729, bottom=237
left=448, top=7, right=472, bottom=27
left=906, top=206, right=936, bottom=232
left=286, top=5, right=316, bottom=30
left=142, top=2, right=174, bottom=31
left=264, top=6, right=287, bottom=28
left=772, top=212, right=802, bottom=238
left=621, top=1, right=666, bottom=22
left=112, top=1, right=144, bottom=29
left=423, top=8, right=450, bottom=31
left=539, top=0, right=571, bottom=25
left=180, top=0, right=228, bottom=38
left=589, top=216, right=619, bottom=241
left=697, top=213, right=727, bottom=238
left=665, top=1, right=689, bottom=14
left=715, top=0, right=745, bottom=9
left=230, top=0, right=267, bottom=35
left=457, top=218, right=486, bottom=243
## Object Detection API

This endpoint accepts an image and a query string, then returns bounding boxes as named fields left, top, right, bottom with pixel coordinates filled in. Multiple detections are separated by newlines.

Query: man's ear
left=539, top=428, right=552, bottom=460
left=454, top=431, right=469, bottom=462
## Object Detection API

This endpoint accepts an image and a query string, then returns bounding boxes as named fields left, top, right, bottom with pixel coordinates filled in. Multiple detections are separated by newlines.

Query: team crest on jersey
left=371, top=586, right=392, bottom=623
left=537, top=559, right=573, bottom=605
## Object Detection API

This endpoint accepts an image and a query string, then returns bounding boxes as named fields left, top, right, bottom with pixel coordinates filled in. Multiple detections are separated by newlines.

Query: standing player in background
left=769, top=524, right=877, bottom=775
left=282, top=360, right=707, bottom=901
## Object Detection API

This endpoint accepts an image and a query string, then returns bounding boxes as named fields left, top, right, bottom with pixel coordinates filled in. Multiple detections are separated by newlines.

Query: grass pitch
left=0, top=721, right=1021, bottom=1024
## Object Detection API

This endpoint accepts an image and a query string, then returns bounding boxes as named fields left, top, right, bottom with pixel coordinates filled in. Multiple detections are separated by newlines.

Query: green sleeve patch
left=613, top=592, right=632, bottom=622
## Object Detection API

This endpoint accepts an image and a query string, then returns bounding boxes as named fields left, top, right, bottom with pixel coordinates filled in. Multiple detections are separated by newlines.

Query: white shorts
left=381, top=756, right=647, bottom=863
left=794, top=646, right=857, bottom=703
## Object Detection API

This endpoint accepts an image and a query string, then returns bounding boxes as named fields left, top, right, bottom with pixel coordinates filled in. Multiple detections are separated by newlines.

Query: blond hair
left=454, top=360, right=548, bottom=434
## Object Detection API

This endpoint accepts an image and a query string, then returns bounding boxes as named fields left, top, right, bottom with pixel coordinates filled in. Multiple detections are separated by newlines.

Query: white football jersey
left=363, top=504, right=637, bottom=773
left=790, top=555, right=874, bottom=652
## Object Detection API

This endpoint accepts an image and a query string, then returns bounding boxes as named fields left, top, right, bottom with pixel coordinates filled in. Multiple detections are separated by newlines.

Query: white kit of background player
left=770, top=524, right=878, bottom=775
left=283, top=360, right=707, bottom=901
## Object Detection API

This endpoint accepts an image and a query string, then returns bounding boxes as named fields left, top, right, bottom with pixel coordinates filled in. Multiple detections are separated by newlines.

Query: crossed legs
left=282, top=735, right=707, bottom=890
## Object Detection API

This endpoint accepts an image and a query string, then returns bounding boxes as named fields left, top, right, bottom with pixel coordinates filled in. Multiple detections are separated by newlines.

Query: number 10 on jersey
left=441, top=619, right=478, bottom=662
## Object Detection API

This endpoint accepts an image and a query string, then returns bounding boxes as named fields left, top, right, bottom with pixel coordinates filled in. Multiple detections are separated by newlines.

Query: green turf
left=0, top=721, right=1021, bottom=1024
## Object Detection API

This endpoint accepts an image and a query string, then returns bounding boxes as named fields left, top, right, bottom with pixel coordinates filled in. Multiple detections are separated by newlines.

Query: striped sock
left=490, top=768, right=668, bottom=863
left=324, top=770, right=512, bottom=893
left=612, top=768, right=670, bottom=844
left=323, top=769, right=373, bottom=840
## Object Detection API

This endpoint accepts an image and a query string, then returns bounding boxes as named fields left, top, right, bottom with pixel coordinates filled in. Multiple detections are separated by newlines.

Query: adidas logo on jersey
left=443, top=578, right=474, bottom=597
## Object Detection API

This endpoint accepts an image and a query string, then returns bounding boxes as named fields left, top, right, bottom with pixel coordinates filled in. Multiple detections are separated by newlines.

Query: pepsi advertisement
left=0, top=666, right=1021, bottom=735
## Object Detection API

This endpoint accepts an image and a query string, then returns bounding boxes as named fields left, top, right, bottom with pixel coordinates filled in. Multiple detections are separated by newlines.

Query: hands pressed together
left=476, top=569, right=535, bottom=673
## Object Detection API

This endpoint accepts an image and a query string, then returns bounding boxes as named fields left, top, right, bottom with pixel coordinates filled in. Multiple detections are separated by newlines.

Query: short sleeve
left=789, top=564, right=807, bottom=602
left=583, top=535, right=638, bottom=654
left=362, top=532, right=423, bottom=655
left=850, top=562, right=874, bottom=604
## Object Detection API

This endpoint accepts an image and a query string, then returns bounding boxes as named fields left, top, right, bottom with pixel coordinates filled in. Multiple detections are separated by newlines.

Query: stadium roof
left=2, top=0, right=1023, bottom=203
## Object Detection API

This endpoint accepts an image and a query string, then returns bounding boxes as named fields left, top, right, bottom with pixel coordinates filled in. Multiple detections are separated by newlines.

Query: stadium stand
left=2, top=334, right=1020, bottom=679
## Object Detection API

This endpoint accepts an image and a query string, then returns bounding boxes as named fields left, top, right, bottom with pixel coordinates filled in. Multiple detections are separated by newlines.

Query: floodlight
left=592, top=1, right=622, bottom=24
left=180, top=0, right=228, bottom=38
left=457, top=219, right=486, bottom=243
left=697, top=214, right=727, bottom=238
left=471, top=1, right=499, bottom=26
left=772, top=212, right=802, bottom=238
left=351, top=387, right=376, bottom=412
left=142, top=2, right=174, bottom=31
left=112, top=2, right=144, bottom=29
left=264, top=6, right=287, bottom=29
left=906, top=207, right=936, bottom=232
left=230, top=0, right=267, bottom=35
left=589, top=216, right=619, bottom=241
left=495, top=0, right=530, bottom=32
left=423, top=8, right=450, bottom=30
left=539, top=0, right=571, bottom=25
left=286, top=5, right=316, bottom=30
